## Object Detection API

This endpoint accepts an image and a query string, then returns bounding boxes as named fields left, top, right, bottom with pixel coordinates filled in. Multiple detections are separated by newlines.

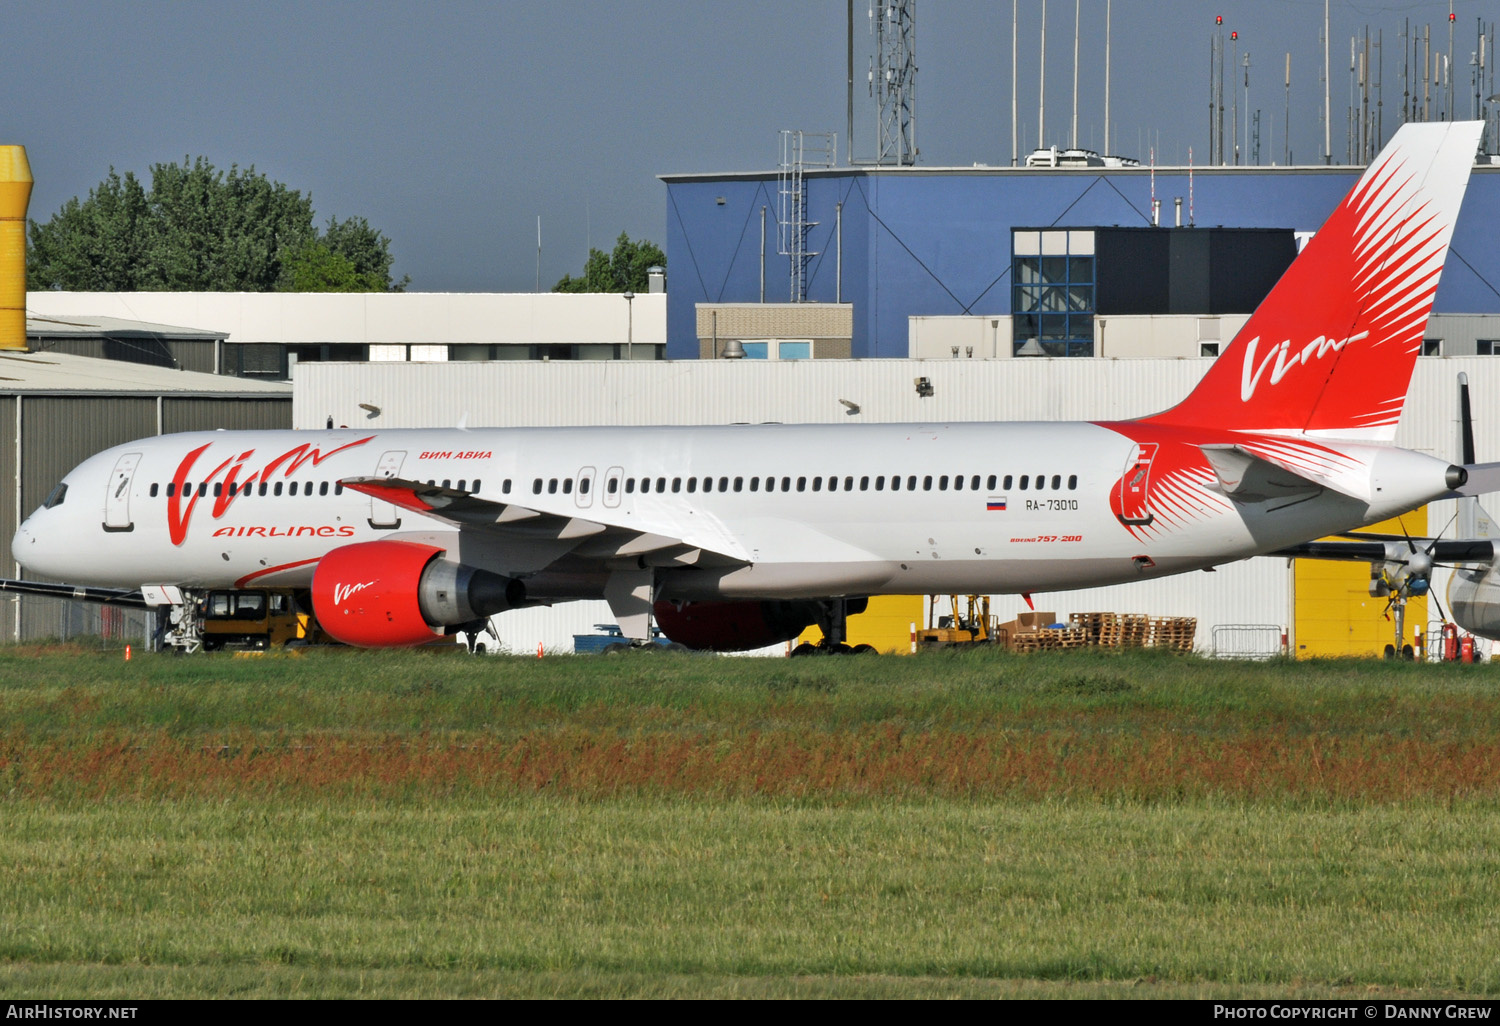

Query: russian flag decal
left=987, top=496, right=1007, bottom=511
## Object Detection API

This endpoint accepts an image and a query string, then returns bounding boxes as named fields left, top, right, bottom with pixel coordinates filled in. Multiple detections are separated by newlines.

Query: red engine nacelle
left=311, top=540, right=528, bottom=648
left=653, top=598, right=826, bottom=652
left=313, top=541, right=445, bottom=647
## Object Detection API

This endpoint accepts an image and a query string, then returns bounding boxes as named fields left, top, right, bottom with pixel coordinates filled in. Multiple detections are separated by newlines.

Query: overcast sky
left=2, top=0, right=1492, bottom=292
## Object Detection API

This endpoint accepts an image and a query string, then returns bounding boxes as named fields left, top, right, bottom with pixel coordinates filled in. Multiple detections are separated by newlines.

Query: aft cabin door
left=104, top=452, right=142, bottom=532
left=370, top=450, right=406, bottom=529
left=1113, top=442, right=1157, bottom=527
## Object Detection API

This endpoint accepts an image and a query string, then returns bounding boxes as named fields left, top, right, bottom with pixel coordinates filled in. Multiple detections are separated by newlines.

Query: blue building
left=661, top=163, right=1500, bottom=360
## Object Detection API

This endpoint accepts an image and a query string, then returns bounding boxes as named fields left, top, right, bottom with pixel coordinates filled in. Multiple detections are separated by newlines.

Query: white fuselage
left=12, top=422, right=1460, bottom=606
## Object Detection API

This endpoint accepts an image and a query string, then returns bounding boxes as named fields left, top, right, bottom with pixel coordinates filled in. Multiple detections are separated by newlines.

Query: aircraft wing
left=1269, top=539, right=1496, bottom=563
left=340, top=476, right=751, bottom=568
left=0, top=579, right=148, bottom=608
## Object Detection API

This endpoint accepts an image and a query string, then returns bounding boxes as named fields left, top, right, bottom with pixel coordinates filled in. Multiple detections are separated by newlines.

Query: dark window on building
left=1012, top=229, right=1096, bottom=357
left=1479, top=340, right=1498, bottom=356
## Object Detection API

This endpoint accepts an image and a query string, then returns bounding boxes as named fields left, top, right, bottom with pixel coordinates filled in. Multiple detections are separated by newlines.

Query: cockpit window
left=43, top=483, right=67, bottom=509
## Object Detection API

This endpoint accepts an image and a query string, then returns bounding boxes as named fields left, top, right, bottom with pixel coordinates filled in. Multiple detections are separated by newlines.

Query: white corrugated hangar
left=293, top=356, right=1495, bottom=658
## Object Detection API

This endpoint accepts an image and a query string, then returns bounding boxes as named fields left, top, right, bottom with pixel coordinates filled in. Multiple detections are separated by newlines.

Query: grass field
left=1, top=644, right=1499, bottom=998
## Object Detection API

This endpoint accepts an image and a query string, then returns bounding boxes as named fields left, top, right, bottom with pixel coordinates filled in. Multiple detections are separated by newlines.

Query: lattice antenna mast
left=873, top=0, right=918, bottom=165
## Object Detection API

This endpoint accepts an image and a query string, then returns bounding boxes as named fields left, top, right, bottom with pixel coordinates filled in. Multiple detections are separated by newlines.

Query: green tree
left=552, top=232, right=664, bottom=293
left=27, top=158, right=404, bottom=292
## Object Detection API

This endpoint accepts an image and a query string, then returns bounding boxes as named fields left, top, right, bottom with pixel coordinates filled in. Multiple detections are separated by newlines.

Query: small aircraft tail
left=1144, top=120, right=1482, bottom=440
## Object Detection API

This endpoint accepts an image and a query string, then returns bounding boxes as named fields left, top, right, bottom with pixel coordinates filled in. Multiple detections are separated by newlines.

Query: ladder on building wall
left=777, top=130, right=835, bottom=303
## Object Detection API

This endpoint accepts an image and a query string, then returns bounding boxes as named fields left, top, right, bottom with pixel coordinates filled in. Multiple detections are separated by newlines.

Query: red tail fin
left=1145, top=121, right=1481, bottom=440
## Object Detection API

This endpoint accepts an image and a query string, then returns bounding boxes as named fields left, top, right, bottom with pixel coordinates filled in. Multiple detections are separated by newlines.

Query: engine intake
left=312, top=540, right=527, bottom=647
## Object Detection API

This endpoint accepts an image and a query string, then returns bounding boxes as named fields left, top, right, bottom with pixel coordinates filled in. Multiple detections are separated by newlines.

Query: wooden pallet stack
left=1068, top=612, right=1121, bottom=646
left=1147, top=616, right=1198, bottom=652
left=1012, top=625, right=1090, bottom=652
left=1119, top=613, right=1152, bottom=648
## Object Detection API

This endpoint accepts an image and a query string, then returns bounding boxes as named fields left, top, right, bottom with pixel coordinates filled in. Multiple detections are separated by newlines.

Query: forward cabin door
left=104, top=452, right=142, bottom=532
left=370, top=450, right=406, bottom=529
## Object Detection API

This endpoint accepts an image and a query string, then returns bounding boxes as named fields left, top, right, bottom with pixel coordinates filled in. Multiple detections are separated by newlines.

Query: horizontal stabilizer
left=1200, top=444, right=1351, bottom=503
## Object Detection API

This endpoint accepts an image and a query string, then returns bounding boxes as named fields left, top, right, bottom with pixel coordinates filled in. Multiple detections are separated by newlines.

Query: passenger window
left=939, top=475, right=949, bottom=491
left=874, top=476, right=883, bottom=490
left=1052, top=475, right=1061, bottom=489
left=274, top=482, right=284, bottom=496
left=812, top=477, right=822, bottom=492
left=923, top=476, right=933, bottom=491
left=288, top=482, right=298, bottom=496
left=1003, top=475, right=1013, bottom=490
left=1068, top=474, right=1078, bottom=490
left=335, top=482, right=343, bottom=495
left=702, top=477, right=712, bottom=493
left=750, top=477, right=759, bottom=492
left=765, top=477, right=776, bottom=493
left=827, top=477, right=837, bottom=492
left=1036, top=473, right=1045, bottom=488
left=891, top=476, right=900, bottom=492
left=533, top=478, right=543, bottom=494
left=562, top=479, right=573, bottom=494
left=442, top=479, right=451, bottom=489
left=987, top=475, right=997, bottom=490
left=952, top=475, right=962, bottom=491
left=260, top=482, right=269, bottom=496
left=671, top=478, right=681, bottom=493
left=149, top=483, right=159, bottom=498
left=548, top=479, right=558, bottom=494
left=625, top=479, right=635, bottom=494
left=719, top=477, right=729, bottom=492
left=782, top=477, right=791, bottom=491
left=859, top=476, right=869, bottom=491
left=607, top=478, right=618, bottom=494
left=907, top=476, right=917, bottom=490
left=1019, top=475, right=1029, bottom=489
left=166, top=483, right=175, bottom=498
left=472, top=480, right=482, bottom=493
left=797, top=477, right=807, bottom=492
left=734, top=477, right=743, bottom=492
left=320, top=482, right=329, bottom=496
left=198, top=483, right=208, bottom=497
left=687, top=478, right=698, bottom=493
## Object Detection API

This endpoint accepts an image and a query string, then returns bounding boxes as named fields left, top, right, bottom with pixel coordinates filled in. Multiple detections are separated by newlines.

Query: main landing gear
left=790, top=598, right=877, bottom=656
